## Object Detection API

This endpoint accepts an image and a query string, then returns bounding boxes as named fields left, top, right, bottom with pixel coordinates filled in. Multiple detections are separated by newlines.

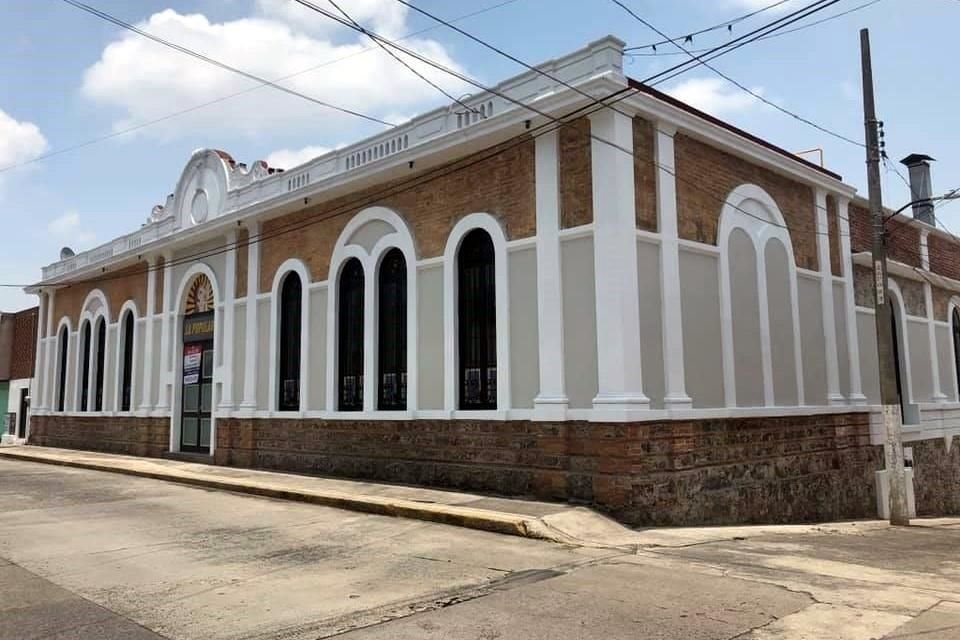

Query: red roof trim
left=627, top=78, right=844, bottom=182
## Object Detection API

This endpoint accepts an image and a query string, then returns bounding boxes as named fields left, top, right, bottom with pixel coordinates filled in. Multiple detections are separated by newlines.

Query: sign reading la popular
left=183, top=311, right=214, bottom=343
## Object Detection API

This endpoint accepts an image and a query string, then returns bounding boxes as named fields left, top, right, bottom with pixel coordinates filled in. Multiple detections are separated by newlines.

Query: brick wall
left=259, top=137, right=536, bottom=290
left=559, top=118, right=593, bottom=229
left=933, top=286, right=953, bottom=322
left=928, top=233, right=960, bottom=281
left=30, top=414, right=170, bottom=457
left=674, top=134, right=818, bottom=269
left=826, top=195, right=842, bottom=276
left=886, top=218, right=921, bottom=268
left=849, top=203, right=871, bottom=254
left=52, top=264, right=148, bottom=332
left=215, top=412, right=881, bottom=527
left=911, top=436, right=960, bottom=516
left=10, top=307, right=37, bottom=380
left=633, top=116, right=657, bottom=232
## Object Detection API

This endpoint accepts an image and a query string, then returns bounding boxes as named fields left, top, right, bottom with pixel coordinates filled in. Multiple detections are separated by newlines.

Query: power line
left=626, top=0, right=885, bottom=56
left=13, top=1, right=858, bottom=290
left=611, top=0, right=864, bottom=147
left=59, top=0, right=393, bottom=126
left=1, top=0, right=520, bottom=174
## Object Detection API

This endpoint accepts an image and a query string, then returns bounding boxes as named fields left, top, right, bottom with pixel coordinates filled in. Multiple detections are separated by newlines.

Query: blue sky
left=0, top=0, right=956, bottom=311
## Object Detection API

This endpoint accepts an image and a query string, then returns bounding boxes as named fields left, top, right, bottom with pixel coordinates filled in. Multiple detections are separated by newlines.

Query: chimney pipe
left=900, top=153, right=936, bottom=225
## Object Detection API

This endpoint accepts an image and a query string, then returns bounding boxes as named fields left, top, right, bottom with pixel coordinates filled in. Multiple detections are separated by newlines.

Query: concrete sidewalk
left=0, top=445, right=935, bottom=550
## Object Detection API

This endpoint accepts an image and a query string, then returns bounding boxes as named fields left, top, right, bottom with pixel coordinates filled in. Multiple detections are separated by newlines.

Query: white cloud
left=0, top=108, right=47, bottom=168
left=80, top=8, right=470, bottom=141
left=265, top=144, right=332, bottom=169
left=665, top=77, right=764, bottom=116
left=47, top=211, right=96, bottom=249
left=255, top=0, right=408, bottom=38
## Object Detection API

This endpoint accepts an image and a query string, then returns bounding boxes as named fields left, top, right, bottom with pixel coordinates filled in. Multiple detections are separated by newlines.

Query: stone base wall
left=216, top=412, right=882, bottom=527
left=29, top=414, right=170, bottom=458
left=911, top=436, right=960, bottom=515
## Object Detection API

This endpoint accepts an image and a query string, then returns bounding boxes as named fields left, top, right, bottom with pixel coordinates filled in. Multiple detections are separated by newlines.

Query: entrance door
left=180, top=341, right=214, bottom=453
left=17, top=387, right=28, bottom=439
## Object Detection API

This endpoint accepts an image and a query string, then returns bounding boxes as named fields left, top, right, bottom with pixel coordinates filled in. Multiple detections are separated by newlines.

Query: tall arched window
left=378, top=249, right=406, bottom=410
left=119, top=310, right=135, bottom=412
left=952, top=308, right=960, bottom=397
left=278, top=272, right=302, bottom=411
left=94, top=318, right=106, bottom=411
left=890, top=304, right=906, bottom=418
left=338, top=258, right=364, bottom=411
left=457, top=229, right=497, bottom=410
left=57, top=326, right=69, bottom=412
left=79, top=321, right=92, bottom=412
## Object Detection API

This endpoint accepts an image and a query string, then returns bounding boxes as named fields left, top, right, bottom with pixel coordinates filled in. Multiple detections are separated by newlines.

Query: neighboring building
left=23, top=37, right=960, bottom=525
left=0, top=306, right=38, bottom=444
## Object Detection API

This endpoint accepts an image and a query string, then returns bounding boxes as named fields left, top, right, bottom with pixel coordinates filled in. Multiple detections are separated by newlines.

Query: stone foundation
left=911, top=436, right=960, bottom=516
left=29, top=414, right=170, bottom=458
left=215, top=412, right=883, bottom=527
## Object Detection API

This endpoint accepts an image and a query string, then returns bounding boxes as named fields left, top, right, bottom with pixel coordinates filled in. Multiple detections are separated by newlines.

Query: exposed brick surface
left=933, top=286, right=953, bottom=322
left=52, top=264, right=148, bottom=330
left=928, top=233, right=960, bottom=281
left=854, top=265, right=874, bottom=307
left=259, top=137, right=536, bottom=290
left=886, top=219, right=921, bottom=268
left=911, top=436, right=960, bottom=516
left=214, top=413, right=881, bottom=527
left=559, top=118, right=593, bottom=229
left=633, top=116, right=657, bottom=232
left=10, top=307, right=37, bottom=379
left=674, top=134, right=818, bottom=269
left=235, top=228, right=248, bottom=298
left=826, top=195, right=842, bottom=276
left=30, top=415, right=169, bottom=458
left=849, top=203, right=871, bottom=254
left=155, top=256, right=165, bottom=314
left=896, top=276, right=926, bottom=317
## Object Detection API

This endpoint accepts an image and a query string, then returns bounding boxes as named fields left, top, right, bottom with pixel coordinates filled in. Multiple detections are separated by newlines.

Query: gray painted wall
left=765, top=240, right=797, bottom=406
left=858, top=311, right=881, bottom=404
left=256, top=299, right=270, bottom=410
left=417, top=266, right=444, bottom=410
left=509, top=248, right=539, bottom=409
left=561, top=235, right=598, bottom=409
left=937, top=324, right=957, bottom=402
left=637, top=240, right=664, bottom=409
left=678, top=249, right=724, bottom=408
left=729, top=229, right=763, bottom=407
left=907, top=319, right=932, bottom=402
left=133, top=320, right=146, bottom=408
left=798, top=275, right=826, bottom=405
left=232, top=304, right=246, bottom=408
left=308, top=289, right=326, bottom=411
left=104, top=329, right=117, bottom=410
left=834, top=283, right=850, bottom=398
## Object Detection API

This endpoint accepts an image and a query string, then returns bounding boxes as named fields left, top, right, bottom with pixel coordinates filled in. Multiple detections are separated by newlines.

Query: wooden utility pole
left=860, top=28, right=909, bottom=525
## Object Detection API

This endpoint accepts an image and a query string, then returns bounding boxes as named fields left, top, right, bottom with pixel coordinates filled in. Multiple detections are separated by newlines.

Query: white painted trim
left=240, top=224, right=260, bottom=411
left=220, top=231, right=238, bottom=410
left=796, top=268, right=821, bottom=280
left=442, top=212, right=511, bottom=412
left=157, top=254, right=174, bottom=411
left=678, top=238, right=720, bottom=256
left=887, top=279, right=919, bottom=424
left=114, top=299, right=140, bottom=413
left=267, top=258, right=311, bottom=412
left=41, top=290, right=56, bottom=412
left=636, top=229, right=661, bottom=245
left=52, top=317, right=73, bottom=412
left=140, top=258, right=156, bottom=411
left=923, top=253, right=947, bottom=402
left=558, top=224, right=594, bottom=241
left=416, top=256, right=444, bottom=269
left=815, top=189, right=843, bottom=405
left=506, top=237, right=537, bottom=252
left=32, top=292, right=48, bottom=414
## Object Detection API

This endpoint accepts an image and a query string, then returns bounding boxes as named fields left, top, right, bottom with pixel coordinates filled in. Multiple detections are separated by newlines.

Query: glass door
left=181, top=340, right=214, bottom=453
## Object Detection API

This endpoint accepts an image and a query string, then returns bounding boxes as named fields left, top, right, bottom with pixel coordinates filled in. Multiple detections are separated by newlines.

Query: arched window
left=278, top=272, right=302, bottom=411
left=457, top=229, right=497, bottom=410
left=338, top=258, right=364, bottom=411
left=56, top=326, right=69, bottom=412
left=94, top=318, right=106, bottom=411
left=952, top=308, right=960, bottom=397
left=119, top=310, right=135, bottom=412
left=79, top=321, right=92, bottom=412
left=378, top=249, right=406, bottom=410
left=890, top=304, right=906, bottom=418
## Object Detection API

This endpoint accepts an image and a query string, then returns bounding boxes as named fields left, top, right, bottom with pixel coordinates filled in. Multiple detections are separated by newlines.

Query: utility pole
left=860, top=28, right=909, bottom=526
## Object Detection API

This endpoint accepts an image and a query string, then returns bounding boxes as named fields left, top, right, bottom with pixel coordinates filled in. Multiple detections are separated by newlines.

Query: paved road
left=1, top=458, right=959, bottom=639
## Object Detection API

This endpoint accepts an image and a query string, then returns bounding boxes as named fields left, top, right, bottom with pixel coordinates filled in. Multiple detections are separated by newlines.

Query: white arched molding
left=325, top=206, right=418, bottom=416
left=75, top=289, right=111, bottom=413
left=113, top=299, right=140, bottom=413
left=945, top=295, right=960, bottom=402
left=268, top=258, right=312, bottom=413
left=443, top=213, right=510, bottom=416
left=53, top=316, right=73, bottom=412
left=718, top=184, right=805, bottom=408
left=170, top=262, right=221, bottom=454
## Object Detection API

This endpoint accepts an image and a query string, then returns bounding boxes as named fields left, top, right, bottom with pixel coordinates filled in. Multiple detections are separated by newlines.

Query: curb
left=0, top=448, right=565, bottom=543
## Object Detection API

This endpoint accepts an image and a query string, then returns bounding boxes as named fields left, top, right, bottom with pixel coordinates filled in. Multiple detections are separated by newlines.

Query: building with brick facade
left=21, top=37, right=960, bottom=525
left=0, top=306, right=38, bottom=444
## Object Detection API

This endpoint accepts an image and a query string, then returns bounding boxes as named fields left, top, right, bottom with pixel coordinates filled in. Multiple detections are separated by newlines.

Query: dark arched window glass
left=278, top=272, right=302, bottom=411
left=378, top=249, right=406, bottom=410
left=338, top=258, right=364, bottom=411
left=952, top=309, right=960, bottom=397
left=890, top=304, right=906, bottom=418
left=79, top=321, right=91, bottom=412
left=57, top=326, right=69, bottom=412
left=119, top=311, right=135, bottom=412
left=457, top=229, right=496, bottom=410
left=94, top=318, right=106, bottom=411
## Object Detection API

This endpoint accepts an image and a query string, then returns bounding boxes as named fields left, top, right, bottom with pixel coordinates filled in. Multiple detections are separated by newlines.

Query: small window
left=457, top=229, right=497, bottom=410
left=338, top=258, right=365, bottom=411
left=377, top=249, right=407, bottom=410
left=119, top=310, right=135, bottom=411
left=79, top=321, right=91, bottom=412
left=94, top=318, right=106, bottom=411
left=278, top=272, right=302, bottom=411
left=57, top=326, right=69, bottom=412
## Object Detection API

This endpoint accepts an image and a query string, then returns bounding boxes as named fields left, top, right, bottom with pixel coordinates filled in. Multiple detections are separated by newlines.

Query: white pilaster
left=156, top=253, right=174, bottom=412
left=920, top=230, right=947, bottom=402
left=655, top=124, right=692, bottom=409
left=31, top=291, right=47, bottom=413
left=533, top=130, right=568, bottom=420
left=41, top=290, right=55, bottom=410
left=838, top=197, right=867, bottom=404
left=219, top=231, right=237, bottom=410
left=240, top=222, right=260, bottom=411
left=363, top=265, right=376, bottom=413
left=139, top=258, right=157, bottom=411
left=816, top=189, right=844, bottom=405
left=588, top=108, right=649, bottom=419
